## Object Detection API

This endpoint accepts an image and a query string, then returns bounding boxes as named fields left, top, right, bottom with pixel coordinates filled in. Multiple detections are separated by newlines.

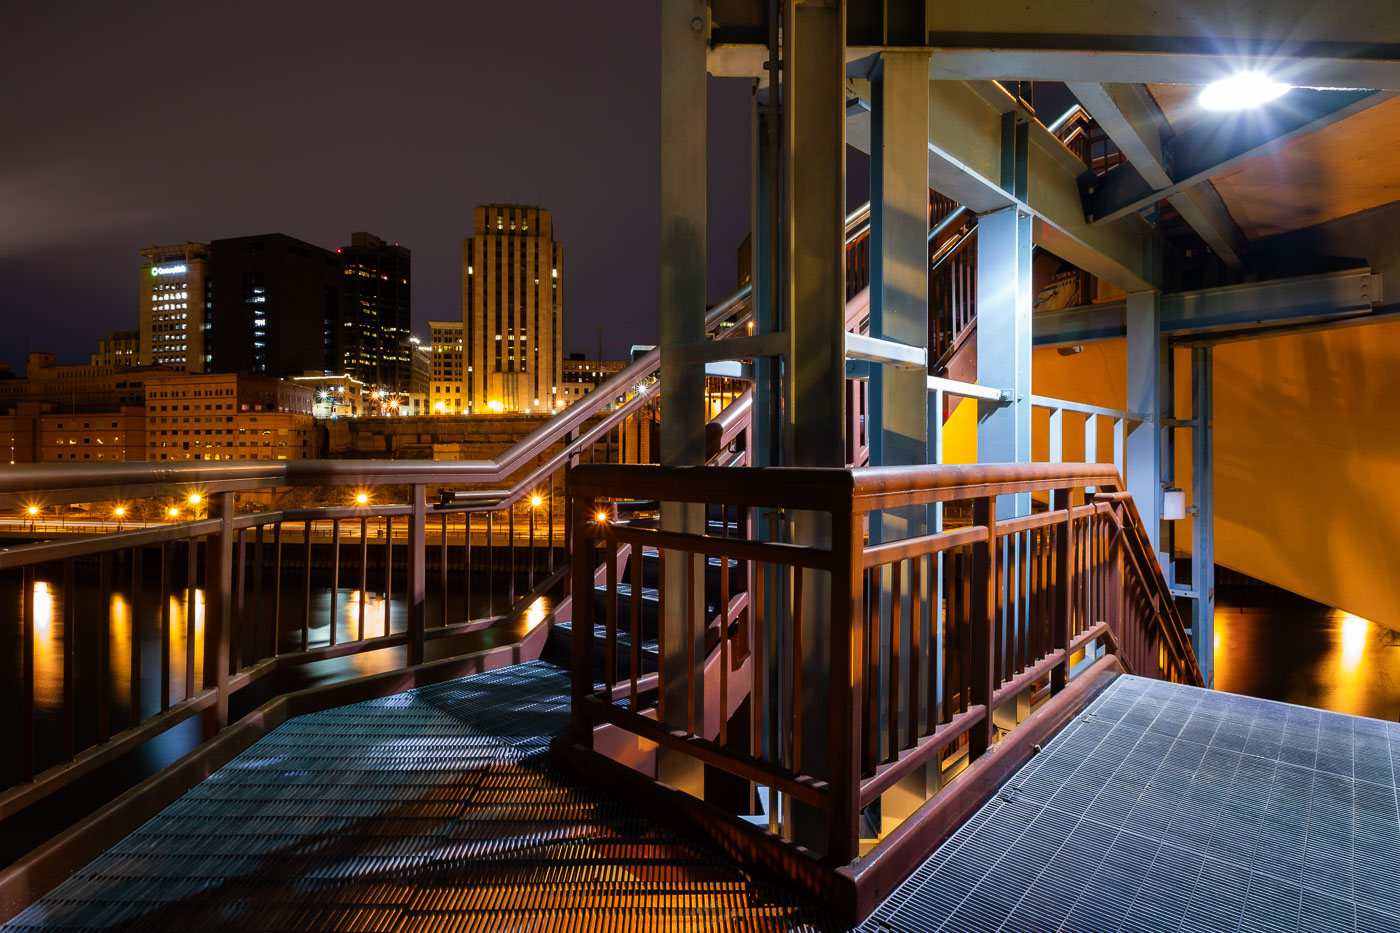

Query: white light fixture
left=1163, top=487, right=1186, bottom=521
left=1199, top=73, right=1291, bottom=111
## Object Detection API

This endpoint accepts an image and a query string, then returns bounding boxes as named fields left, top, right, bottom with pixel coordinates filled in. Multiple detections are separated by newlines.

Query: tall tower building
left=139, top=243, right=211, bottom=371
left=337, top=232, right=412, bottom=392
left=462, top=204, right=563, bottom=413
left=208, top=234, right=342, bottom=378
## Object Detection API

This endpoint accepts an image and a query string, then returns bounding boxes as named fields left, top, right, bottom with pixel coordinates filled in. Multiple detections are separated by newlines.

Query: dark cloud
left=0, top=1, right=750, bottom=368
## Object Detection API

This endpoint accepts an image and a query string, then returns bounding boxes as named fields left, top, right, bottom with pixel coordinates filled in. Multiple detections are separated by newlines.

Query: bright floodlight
left=168, top=507, right=180, bottom=517
left=530, top=495, right=543, bottom=507
left=1199, top=73, right=1290, bottom=111
left=355, top=492, right=369, bottom=505
left=595, top=510, right=609, bottom=524
left=27, top=505, right=38, bottom=516
left=114, top=507, right=125, bottom=517
left=188, top=493, right=201, bottom=504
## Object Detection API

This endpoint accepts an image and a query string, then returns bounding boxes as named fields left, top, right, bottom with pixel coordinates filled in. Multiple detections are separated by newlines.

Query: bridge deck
left=8, top=668, right=1399, bottom=932
left=2, top=661, right=839, bottom=932
left=860, top=675, right=1400, bottom=933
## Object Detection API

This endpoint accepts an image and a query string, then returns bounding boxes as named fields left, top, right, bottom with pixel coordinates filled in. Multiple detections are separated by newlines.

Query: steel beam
left=1086, top=89, right=1391, bottom=224
left=920, top=1, right=1400, bottom=89
left=1033, top=267, right=1380, bottom=345
left=1066, top=82, right=1247, bottom=269
left=847, top=79, right=1160, bottom=291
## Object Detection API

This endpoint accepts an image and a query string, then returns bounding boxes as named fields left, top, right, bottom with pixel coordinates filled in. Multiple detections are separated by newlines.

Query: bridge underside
left=8, top=663, right=1397, bottom=933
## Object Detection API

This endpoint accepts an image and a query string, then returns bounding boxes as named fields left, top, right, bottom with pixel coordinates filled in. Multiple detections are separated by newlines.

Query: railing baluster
left=462, top=513, right=472, bottom=623
left=792, top=565, right=803, bottom=775
left=98, top=553, right=111, bottom=745
left=22, top=565, right=35, bottom=782
left=970, top=497, right=997, bottom=759
left=302, top=519, right=312, bottom=652
left=329, top=518, right=340, bottom=648
left=719, top=548, right=729, bottom=746
left=685, top=550, right=696, bottom=737
left=272, top=523, right=282, bottom=658
left=657, top=548, right=667, bottom=726
left=547, top=475, right=556, bottom=572
left=908, top=554, right=922, bottom=744
left=250, top=525, right=264, bottom=668
left=508, top=507, right=516, bottom=608
left=63, top=558, right=75, bottom=761
left=130, top=547, right=143, bottom=728
left=233, top=528, right=247, bottom=671
left=887, top=560, right=900, bottom=761
left=160, top=542, right=171, bottom=711
left=440, top=513, right=449, bottom=628
left=605, top=540, right=618, bottom=705
left=383, top=515, right=393, bottom=636
left=486, top=512, right=494, bottom=617
left=184, top=542, right=196, bottom=702
left=630, top=538, right=643, bottom=713
left=359, top=517, right=369, bottom=641
left=866, top=565, right=879, bottom=773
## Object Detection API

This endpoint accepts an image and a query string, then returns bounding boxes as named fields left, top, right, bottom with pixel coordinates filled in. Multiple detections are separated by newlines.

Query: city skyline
left=0, top=2, right=752, bottom=370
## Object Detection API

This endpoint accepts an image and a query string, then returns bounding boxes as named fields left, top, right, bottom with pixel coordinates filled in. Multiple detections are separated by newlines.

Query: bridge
left=4, top=2, right=1400, bottom=929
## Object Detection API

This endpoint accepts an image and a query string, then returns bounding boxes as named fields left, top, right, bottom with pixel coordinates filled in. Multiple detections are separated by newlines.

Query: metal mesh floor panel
left=4, top=661, right=839, bottom=932
left=860, top=674, right=1400, bottom=933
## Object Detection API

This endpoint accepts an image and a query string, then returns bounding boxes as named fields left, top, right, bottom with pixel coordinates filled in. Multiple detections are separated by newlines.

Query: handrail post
left=827, top=495, right=862, bottom=864
left=204, top=491, right=234, bottom=736
left=1051, top=487, right=1073, bottom=693
left=407, top=484, right=426, bottom=666
left=969, top=495, right=997, bottom=759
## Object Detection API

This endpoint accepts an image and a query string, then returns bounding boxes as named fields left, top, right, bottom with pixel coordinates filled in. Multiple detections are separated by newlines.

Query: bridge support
left=975, top=115, right=1033, bottom=517
left=1125, top=290, right=1165, bottom=566
left=657, top=0, right=709, bottom=795
left=867, top=48, right=932, bottom=833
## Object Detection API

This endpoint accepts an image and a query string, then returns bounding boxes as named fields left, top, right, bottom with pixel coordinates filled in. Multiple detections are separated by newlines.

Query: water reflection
left=1214, top=595, right=1400, bottom=720
left=168, top=588, right=205, bottom=701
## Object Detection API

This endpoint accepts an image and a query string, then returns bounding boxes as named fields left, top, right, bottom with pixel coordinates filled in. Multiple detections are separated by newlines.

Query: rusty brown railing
left=564, top=461, right=1201, bottom=917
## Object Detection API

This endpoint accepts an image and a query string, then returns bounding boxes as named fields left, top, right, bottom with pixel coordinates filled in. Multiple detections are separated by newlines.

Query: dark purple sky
left=0, top=2, right=754, bottom=369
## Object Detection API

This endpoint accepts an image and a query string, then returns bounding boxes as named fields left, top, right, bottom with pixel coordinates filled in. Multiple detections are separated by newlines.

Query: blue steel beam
left=1032, top=268, right=1379, bottom=345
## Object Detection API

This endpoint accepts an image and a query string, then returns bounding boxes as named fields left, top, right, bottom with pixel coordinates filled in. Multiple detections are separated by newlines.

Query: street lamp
left=114, top=506, right=125, bottom=530
left=168, top=507, right=180, bottom=519
left=355, top=492, right=369, bottom=505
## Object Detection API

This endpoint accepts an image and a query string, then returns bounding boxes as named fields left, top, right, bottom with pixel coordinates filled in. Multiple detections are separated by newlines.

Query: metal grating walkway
left=4, top=661, right=839, bottom=932
left=860, top=675, right=1400, bottom=933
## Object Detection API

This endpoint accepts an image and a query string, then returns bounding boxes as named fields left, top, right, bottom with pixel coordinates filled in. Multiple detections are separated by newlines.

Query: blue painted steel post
left=1125, top=290, right=1165, bottom=566
left=1191, top=346, right=1215, bottom=686
left=868, top=48, right=931, bottom=831
left=976, top=115, right=1033, bottom=517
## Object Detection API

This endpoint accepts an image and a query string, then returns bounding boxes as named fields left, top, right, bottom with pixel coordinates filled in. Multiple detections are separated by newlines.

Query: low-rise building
left=560, top=355, right=626, bottom=406
left=429, top=320, right=465, bottom=414
left=143, top=371, right=317, bottom=462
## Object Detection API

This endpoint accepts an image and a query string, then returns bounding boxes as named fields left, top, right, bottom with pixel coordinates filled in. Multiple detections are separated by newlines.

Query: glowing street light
left=114, top=507, right=125, bottom=517
left=595, top=510, right=609, bottom=524
left=1199, top=73, right=1291, bottom=111
left=27, top=505, right=38, bottom=516
left=355, top=492, right=369, bottom=505
left=188, top=493, right=201, bottom=505
left=530, top=495, right=543, bottom=508
left=168, top=507, right=180, bottom=518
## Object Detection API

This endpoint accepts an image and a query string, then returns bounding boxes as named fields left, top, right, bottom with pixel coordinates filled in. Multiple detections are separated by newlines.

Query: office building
left=208, top=234, right=342, bottom=378
left=560, top=354, right=626, bottom=406
left=337, top=233, right=412, bottom=391
left=462, top=204, right=563, bottom=412
left=429, top=319, right=465, bottom=413
left=91, top=330, right=140, bottom=367
left=0, top=353, right=156, bottom=414
left=138, top=243, right=210, bottom=371
left=144, top=370, right=316, bottom=461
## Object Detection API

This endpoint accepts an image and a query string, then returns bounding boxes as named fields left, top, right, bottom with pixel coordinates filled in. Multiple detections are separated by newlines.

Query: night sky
left=0, top=2, right=754, bottom=369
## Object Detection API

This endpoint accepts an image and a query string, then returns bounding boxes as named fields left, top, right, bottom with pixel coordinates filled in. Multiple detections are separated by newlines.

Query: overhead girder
left=846, top=78, right=1162, bottom=292
left=1065, top=82, right=1248, bottom=269
left=1082, top=88, right=1394, bottom=225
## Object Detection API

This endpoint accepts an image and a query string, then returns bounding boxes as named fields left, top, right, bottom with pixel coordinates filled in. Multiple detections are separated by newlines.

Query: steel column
left=1125, top=291, right=1164, bottom=565
left=783, top=0, right=845, bottom=855
left=976, top=112, right=1033, bottom=516
left=868, top=48, right=931, bottom=831
left=1191, top=346, right=1215, bottom=687
left=658, top=0, right=708, bottom=796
